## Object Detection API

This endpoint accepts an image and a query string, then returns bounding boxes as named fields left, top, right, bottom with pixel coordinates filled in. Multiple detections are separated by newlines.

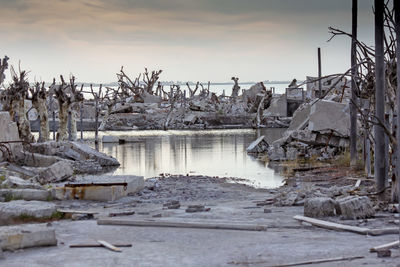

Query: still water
left=85, top=128, right=285, bottom=188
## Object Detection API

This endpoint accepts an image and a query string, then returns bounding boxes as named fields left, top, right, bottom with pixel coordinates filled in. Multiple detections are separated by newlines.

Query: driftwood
left=294, top=215, right=399, bottom=236
left=97, top=218, right=268, bottom=231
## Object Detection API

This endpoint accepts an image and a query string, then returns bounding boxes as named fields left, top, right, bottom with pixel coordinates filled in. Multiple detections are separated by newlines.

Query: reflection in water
left=95, top=129, right=285, bottom=188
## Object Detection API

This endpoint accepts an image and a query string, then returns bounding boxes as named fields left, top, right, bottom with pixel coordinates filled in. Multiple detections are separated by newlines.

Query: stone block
left=102, top=135, right=119, bottom=143
left=0, top=223, right=57, bottom=250
left=0, top=189, right=50, bottom=201
left=38, top=160, right=73, bottom=184
left=70, top=141, right=120, bottom=166
left=0, top=112, right=23, bottom=161
left=336, top=196, right=375, bottom=219
left=246, top=136, right=269, bottom=153
left=304, top=197, right=337, bottom=218
left=52, top=175, right=144, bottom=201
left=308, top=100, right=350, bottom=137
left=0, top=200, right=56, bottom=222
left=1, top=176, right=42, bottom=189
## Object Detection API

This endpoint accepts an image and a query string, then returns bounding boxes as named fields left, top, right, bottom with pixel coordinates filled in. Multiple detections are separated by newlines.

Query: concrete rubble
left=0, top=200, right=56, bottom=223
left=265, top=100, right=351, bottom=161
left=0, top=223, right=57, bottom=251
left=52, top=175, right=144, bottom=201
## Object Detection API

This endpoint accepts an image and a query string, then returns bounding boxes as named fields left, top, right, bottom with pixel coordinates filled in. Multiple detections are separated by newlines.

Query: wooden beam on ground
left=370, top=240, right=399, bottom=252
left=294, top=215, right=399, bottom=236
left=270, top=255, right=364, bottom=267
left=97, top=218, right=267, bottom=231
left=97, top=240, right=122, bottom=252
left=70, top=243, right=132, bottom=248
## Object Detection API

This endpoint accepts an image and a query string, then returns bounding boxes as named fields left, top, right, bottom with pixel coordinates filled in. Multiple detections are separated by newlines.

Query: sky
left=0, top=0, right=375, bottom=84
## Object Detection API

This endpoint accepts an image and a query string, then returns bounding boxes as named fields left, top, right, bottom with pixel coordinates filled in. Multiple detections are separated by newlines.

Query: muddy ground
left=2, top=168, right=400, bottom=267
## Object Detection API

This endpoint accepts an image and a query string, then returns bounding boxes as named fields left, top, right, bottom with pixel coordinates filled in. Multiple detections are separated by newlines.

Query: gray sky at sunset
left=0, top=0, right=375, bottom=83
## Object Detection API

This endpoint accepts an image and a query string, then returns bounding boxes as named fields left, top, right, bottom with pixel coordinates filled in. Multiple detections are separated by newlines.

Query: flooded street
left=84, top=128, right=285, bottom=188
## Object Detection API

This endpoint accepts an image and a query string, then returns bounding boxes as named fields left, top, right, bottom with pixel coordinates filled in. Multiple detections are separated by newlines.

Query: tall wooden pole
left=350, top=0, right=358, bottom=166
left=318, top=48, right=322, bottom=98
left=374, top=0, right=386, bottom=197
left=394, top=0, right=400, bottom=203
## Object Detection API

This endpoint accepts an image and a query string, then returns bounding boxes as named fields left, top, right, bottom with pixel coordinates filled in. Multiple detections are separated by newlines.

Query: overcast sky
left=0, top=0, right=375, bottom=83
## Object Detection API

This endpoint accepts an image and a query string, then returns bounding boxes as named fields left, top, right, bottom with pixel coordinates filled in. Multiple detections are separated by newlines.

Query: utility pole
left=318, top=48, right=322, bottom=98
left=350, top=0, right=358, bottom=167
left=374, top=0, right=386, bottom=198
left=394, top=0, right=400, bottom=203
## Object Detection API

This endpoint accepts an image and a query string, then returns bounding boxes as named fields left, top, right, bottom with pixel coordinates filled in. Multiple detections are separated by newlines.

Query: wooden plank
left=270, top=255, right=364, bottom=267
left=97, top=240, right=122, bottom=252
left=355, top=179, right=362, bottom=188
left=370, top=240, right=400, bottom=252
left=294, top=215, right=399, bottom=236
left=98, top=218, right=267, bottom=231
left=57, top=209, right=99, bottom=214
left=294, top=215, right=369, bottom=235
left=70, top=243, right=132, bottom=248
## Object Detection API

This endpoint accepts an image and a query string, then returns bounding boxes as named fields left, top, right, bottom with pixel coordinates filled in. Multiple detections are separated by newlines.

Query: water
left=83, top=128, right=286, bottom=188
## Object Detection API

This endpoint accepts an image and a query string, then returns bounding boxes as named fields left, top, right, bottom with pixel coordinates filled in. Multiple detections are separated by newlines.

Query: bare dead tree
left=0, top=56, right=9, bottom=86
left=117, top=67, right=162, bottom=102
left=90, top=84, right=102, bottom=145
left=1, top=67, right=35, bottom=143
left=186, top=82, right=200, bottom=98
left=143, top=68, right=162, bottom=94
left=52, top=75, right=84, bottom=141
left=28, top=82, right=49, bottom=142
left=231, top=77, right=240, bottom=99
left=163, top=84, right=182, bottom=130
left=98, top=86, right=121, bottom=131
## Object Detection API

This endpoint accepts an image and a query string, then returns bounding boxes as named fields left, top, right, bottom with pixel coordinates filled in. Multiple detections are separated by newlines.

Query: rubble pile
left=265, top=100, right=350, bottom=161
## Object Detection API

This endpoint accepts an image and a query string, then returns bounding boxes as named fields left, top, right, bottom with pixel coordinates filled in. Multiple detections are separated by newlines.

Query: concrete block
left=52, top=175, right=144, bottom=201
left=304, top=197, right=337, bottom=218
left=0, top=189, right=50, bottom=201
left=336, top=196, right=375, bottom=219
left=38, top=160, right=73, bottom=184
left=308, top=100, right=350, bottom=137
left=70, top=141, right=120, bottom=166
left=102, top=135, right=119, bottom=143
left=0, top=200, right=56, bottom=222
left=246, top=136, right=269, bottom=153
left=1, top=176, right=42, bottom=189
left=0, top=223, right=57, bottom=250
left=0, top=112, right=23, bottom=161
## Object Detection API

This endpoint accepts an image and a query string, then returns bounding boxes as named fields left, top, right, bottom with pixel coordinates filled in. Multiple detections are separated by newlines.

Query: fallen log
left=97, top=218, right=267, bottom=231
left=294, top=215, right=399, bottom=236
left=370, top=240, right=400, bottom=252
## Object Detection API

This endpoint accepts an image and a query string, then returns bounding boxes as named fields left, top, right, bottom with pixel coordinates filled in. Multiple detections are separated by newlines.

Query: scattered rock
left=185, top=205, right=211, bottom=213
left=246, top=135, right=269, bottom=154
left=163, top=200, right=180, bottom=209
left=0, top=223, right=57, bottom=250
left=37, top=160, right=73, bottom=184
left=336, top=196, right=375, bottom=219
left=377, top=250, right=391, bottom=258
left=0, top=200, right=57, bottom=223
left=304, top=197, right=337, bottom=218
left=0, top=189, right=50, bottom=201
